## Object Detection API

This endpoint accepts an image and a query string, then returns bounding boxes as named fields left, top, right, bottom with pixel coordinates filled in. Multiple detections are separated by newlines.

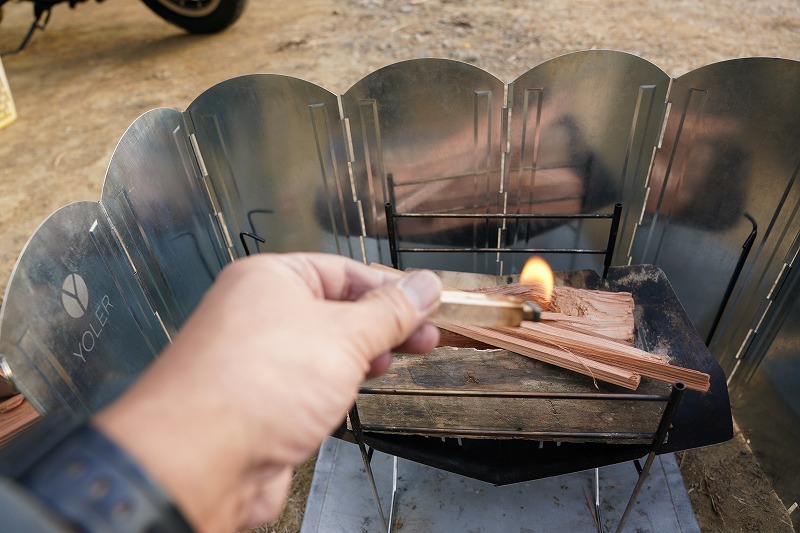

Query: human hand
left=94, top=253, right=441, bottom=533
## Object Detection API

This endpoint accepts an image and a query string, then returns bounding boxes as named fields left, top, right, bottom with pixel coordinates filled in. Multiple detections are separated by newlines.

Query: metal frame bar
left=384, top=201, right=623, bottom=278
left=705, top=214, right=758, bottom=346
left=348, top=405, right=389, bottom=531
left=593, top=468, right=604, bottom=533
left=239, top=232, right=266, bottom=257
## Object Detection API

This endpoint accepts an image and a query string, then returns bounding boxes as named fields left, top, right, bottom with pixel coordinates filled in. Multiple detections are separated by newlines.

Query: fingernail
left=399, top=271, right=441, bottom=313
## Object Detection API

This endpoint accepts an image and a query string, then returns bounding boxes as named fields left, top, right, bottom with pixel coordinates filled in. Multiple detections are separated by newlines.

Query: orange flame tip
left=520, top=256, right=554, bottom=301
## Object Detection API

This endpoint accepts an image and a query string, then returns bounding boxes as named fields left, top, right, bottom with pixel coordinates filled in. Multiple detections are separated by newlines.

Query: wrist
left=93, top=356, right=257, bottom=533
left=0, top=416, right=194, bottom=533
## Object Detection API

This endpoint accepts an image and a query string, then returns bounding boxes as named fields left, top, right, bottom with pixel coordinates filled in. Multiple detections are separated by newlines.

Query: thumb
left=344, top=270, right=441, bottom=360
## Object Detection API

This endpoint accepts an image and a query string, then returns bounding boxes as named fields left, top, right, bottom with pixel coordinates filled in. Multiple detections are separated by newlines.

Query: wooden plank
left=356, top=395, right=662, bottom=442
left=357, top=349, right=668, bottom=443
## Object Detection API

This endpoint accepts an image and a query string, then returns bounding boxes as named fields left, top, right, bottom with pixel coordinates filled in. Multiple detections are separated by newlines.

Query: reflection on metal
left=186, top=74, right=353, bottom=259
left=728, top=239, right=800, bottom=513
left=630, top=58, right=800, bottom=368
left=101, top=108, right=224, bottom=336
left=0, top=203, right=166, bottom=415
left=0, top=54, right=799, bottom=509
left=507, top=51, right=670, bottom=275
left=342, top=59, right=506, bottom=271
left=383, top=200, right=623, bottom=278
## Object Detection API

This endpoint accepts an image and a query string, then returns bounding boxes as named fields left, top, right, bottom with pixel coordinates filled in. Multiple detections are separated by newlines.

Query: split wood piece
left=519, top=322, right=669, bottom=363
left=434, top=290, right=539, bottom=327
left=550, top=286, right=635, bottom=343
left=478, top=284, right=635, bottom=344
left=540, top=311, right=594, bottom=322
left=439, top=322, right=641, bottom=390
left=372, top=262, right=635, bottom=346
left=473, top=282, right=552, bottom=311
left=0, top=395, right=40, bottom=447
left=437, top=328, right=495, bottom=349
left=437, top=320, right=631, bottom=350
left=548, top=322, right=633, bottom=346
left=500, top=322, right=710, bottom=393
left=372, top=263, right=633, bottom=338
left=369, top=261, right=409, bottom=275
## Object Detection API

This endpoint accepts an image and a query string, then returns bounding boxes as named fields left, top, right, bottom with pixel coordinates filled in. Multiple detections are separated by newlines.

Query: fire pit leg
left=593, top=468, right=604, bottom=533
left=387, top=456, right=399, bottom=531
left=614, top=383, right=686, bottom=533
left=349, top=404, right=390, bottom=531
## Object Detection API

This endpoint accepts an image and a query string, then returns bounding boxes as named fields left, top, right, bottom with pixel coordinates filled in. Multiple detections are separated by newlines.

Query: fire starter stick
left=431, top=290, right=541, bottom=328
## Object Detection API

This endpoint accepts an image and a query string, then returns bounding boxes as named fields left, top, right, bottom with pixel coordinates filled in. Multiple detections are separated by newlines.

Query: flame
left=520, top=256, right=554, bottom=302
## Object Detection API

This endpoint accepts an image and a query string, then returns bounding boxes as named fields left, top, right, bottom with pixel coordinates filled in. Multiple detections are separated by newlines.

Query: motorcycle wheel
left=141, top=0, right=247, bottom=34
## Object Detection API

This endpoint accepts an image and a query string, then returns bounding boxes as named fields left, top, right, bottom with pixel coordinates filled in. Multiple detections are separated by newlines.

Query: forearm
left=93, top=352, right=255, bottom=533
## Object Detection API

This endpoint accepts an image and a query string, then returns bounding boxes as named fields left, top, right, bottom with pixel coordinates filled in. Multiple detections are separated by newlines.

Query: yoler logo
left=62, top=273, right=89, bottom=319
left=61, top=272, right=114, bottom=363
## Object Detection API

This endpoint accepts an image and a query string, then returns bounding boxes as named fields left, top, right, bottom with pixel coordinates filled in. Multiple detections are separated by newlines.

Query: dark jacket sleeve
left=0, top=477, right=74, bottom=533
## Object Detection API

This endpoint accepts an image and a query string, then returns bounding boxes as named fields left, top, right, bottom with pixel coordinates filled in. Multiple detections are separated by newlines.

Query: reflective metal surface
left=341, top=54, right=670, bottom=276
left=187, top=74, right=353, bottom=259
left=729, top=251, right=800, bottom=518
left=0, top=54, right=799, bottom=508
left=0, top=203, right=166, bottom=415
left=506, top=51, right=669, bottom=275
left=629, top=58, right=800, bottom=363
left=625, top=57, right=800, bottom=512
left=101, top=108, right=225, bottom=337
left=342, top=59, right=505, bottom=271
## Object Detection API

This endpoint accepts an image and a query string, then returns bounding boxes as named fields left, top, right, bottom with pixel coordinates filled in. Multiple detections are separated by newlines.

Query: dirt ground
left=0, top=1, right=798, bottom=532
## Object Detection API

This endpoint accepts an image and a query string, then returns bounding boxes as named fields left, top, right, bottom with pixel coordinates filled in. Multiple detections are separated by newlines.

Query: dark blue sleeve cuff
left=0, top=416, right=194, bottom=533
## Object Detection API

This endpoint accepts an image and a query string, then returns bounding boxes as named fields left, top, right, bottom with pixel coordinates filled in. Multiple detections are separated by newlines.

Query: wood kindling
left=479, top=284, right=636, bottom=344
left=504, top=322, right=710, bottom=392
left=438, top=322, right=641, bottom=390
left=368, top=263, right=711, bottom=393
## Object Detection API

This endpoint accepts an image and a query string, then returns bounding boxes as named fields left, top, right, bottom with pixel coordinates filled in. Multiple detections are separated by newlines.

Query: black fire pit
left=336, top=264, right=732, bottom=531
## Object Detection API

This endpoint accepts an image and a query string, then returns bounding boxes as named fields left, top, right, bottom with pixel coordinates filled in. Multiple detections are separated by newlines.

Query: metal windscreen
left=1, top=56, right=798, bottom=462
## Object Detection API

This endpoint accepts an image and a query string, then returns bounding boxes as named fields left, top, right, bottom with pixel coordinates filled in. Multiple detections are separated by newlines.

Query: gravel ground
left=0, top=1, right=798, bottom=532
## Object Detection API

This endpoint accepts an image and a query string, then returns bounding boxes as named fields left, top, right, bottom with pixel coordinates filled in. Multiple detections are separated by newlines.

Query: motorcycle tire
left=141, top=0, right=247, bottom=34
